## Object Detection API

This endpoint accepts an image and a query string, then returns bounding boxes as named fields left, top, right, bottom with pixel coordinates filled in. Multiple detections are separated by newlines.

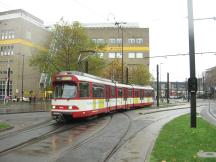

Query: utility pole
left=22, top=55, right=24, bottom=102
left=4, top=59, right=10, bottom=104
left=157, top=64, right=159, bottom=107
left=188, top=0, right=197, bottom=128
left=126, top=67, right=129, bottom=84
left=167, top=72, right=169, bottom=104
left=115, top=21, right=126, bottom=84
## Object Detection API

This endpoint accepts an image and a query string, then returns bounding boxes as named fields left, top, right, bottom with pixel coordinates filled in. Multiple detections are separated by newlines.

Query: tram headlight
left=68, top=106, right=72, bottom=109
left=52, top=106, right=56, bottom=109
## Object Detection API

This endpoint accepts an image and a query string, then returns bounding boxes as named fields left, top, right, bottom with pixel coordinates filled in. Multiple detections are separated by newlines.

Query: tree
left=102, top=59, right=123, bottom=83
left=129, top=64, right=152, bottom=85
left=30, top=19, right=106, bottom=75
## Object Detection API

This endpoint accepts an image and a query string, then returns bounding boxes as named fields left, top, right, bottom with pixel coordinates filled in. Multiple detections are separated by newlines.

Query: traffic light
left=188, top=77, right=197, bottom=92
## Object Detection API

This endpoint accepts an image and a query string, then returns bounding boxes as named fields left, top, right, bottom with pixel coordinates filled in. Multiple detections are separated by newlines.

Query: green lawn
left=0, top=122, right=11, bottom=130
left=150, top=114, right=216, bottom=162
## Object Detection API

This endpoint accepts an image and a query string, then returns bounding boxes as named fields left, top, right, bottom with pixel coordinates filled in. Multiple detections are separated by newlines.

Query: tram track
left=103, top=112, right=132, bottom=162
left=103, top=109, right=187, bottom=162
left=54, top=107, right=190, bottom=162
left=0, top=118, right=53, bottom=140
left=0, top=121, right=65, bottom=155
left=0, top=115, right=112, bottom=157
left=103, top=108, right=191, bottom=162
left=0, top=104, right=196, bottom=162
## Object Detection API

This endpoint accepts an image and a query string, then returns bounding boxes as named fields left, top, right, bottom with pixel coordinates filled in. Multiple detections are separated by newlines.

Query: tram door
left=105, top=85, right=110, bottom=112
left=124, top=88, right=128, bottom=109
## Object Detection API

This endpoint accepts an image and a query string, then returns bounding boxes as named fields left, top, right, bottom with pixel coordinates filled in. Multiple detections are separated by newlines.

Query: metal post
left=159, top=63, right=163, bottom=100
left=121, top=26, right=124, bottom=84
left=22, top=55, right=24, bottom=102
left=176, top=81, right=178, bottom=98
left=4, top=60, right=10, bottom=104
left=115, top=22, right=126, bottom=84
left=126, top=67, right=128, bottom=84
left=202, top=75, right=205, bottom=95
left=85, top=61, right=88, bottom=73
left=157, top=64, right=159, bottom=107
left=188, top=0, right=197, bottom=128
left=6, top=67, right=10, bottom=96
left=167, top=72, right=169, bottom=104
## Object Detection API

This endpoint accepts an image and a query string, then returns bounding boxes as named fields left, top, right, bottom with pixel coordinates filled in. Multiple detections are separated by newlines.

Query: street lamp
left=115, top=22, right=126, bottom=84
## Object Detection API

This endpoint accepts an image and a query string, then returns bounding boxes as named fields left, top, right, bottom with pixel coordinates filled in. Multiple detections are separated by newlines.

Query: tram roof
left=55, top=71, right=153, bottom=90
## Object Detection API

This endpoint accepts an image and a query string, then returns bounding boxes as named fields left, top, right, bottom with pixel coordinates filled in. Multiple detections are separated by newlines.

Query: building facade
left=204, top=66, right=216, bottom=97
left=0, top=9, right=49, bottom=100
left=84, top=23, right=149, bottom=82
left=0, top=10, right=150, bottom=100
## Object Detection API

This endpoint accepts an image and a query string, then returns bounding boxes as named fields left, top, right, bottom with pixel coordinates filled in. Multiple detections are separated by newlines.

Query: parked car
left=19, top=97, right=30, bottom=102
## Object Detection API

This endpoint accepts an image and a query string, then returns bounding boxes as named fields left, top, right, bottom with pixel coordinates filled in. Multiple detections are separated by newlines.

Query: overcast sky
left=1, top=0, right=216, bottom=81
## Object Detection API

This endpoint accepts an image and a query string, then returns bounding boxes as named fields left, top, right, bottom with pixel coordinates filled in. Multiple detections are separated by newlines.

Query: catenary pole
left=157, top=64, right=159, bottom=107
left=188, top=0, right=197, bottom=128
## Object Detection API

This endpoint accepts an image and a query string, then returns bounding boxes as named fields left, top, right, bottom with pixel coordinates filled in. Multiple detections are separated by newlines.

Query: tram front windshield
left=54, top=83, right=77, bottom=99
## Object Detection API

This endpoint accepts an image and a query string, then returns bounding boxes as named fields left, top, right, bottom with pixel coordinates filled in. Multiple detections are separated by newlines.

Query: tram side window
left=140, top=89, right=144, bottom=99
left=111, top=86, right=115, bottom=97
left=144, top=90, right=148, bottom=97
left=124, top=88, right=128, bottom=98
left=151, top=90, right=154, bottom=97
left=145, top=90, right=151, bottom=97
left=79, top=82, right=90, bottom=98
left=128, top=89, right=132, bottom=97
left=93, top=84, right=104, bottom=98
left=118, top=88, right=122, bottom=97
left=135, top=90, right=139, bottom=97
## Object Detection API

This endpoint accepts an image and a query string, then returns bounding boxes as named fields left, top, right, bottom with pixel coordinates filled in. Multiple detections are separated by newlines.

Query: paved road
left=1, top=99, right=215, bottom=162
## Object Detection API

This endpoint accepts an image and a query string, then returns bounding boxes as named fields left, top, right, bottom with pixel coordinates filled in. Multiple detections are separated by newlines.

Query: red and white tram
left=51, top=71, right=154, bottom=122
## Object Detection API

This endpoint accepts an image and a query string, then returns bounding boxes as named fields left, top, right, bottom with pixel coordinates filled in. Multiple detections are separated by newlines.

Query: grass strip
left=150, top=114, right=216, bottom=162
left=0, top=122, right=11, bottom=130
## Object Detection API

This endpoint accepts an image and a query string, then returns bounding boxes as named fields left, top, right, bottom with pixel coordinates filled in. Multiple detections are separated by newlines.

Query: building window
left=9, top=31, right=15, bottom=39
left=109, top=38, right=116, bottom=44
left=0, top=47, right=3, bottom=56
left=0, top=80, right=12, bottom=100
left=26, top=31, right=31, bottom=40
left=0, top=45, right=14, bottom=56
left=116, top=52, right=122, bottom=58
left=136, top=38, right=144, bottom=44
left=136, top=52, right=143, bottom=58
left=98, top=52, right=104, bottom=58
left=116, top=38, right=122, bottom=44
left=7, top=46, right=10, bottom=55
left=128, top=52, right=135, bottom=58
left=4, top=31, right=8, bottom=39
left=108, top=53, right=115, bottom=58
left=3, top=46, right=7, bottom=55
left=10, top=45, right=14, bottom=55
left=128, top=38, right=135, bottom=44
left=1, top=32, right=5, bottom=40
left=1, top=30, right=15, bottom=40
left=97, top=39, right=105, bottom=44
left=91, top=39, right=97, bottom=43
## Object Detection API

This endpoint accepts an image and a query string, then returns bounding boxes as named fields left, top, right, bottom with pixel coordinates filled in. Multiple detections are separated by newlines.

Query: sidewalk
left=109, top=103, right=191, bottom=162
left=0, top=101, right=51, bottom=114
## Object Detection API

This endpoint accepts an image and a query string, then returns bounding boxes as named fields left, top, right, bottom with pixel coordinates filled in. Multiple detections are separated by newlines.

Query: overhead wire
left=145, top=51, right=216, bottom=59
